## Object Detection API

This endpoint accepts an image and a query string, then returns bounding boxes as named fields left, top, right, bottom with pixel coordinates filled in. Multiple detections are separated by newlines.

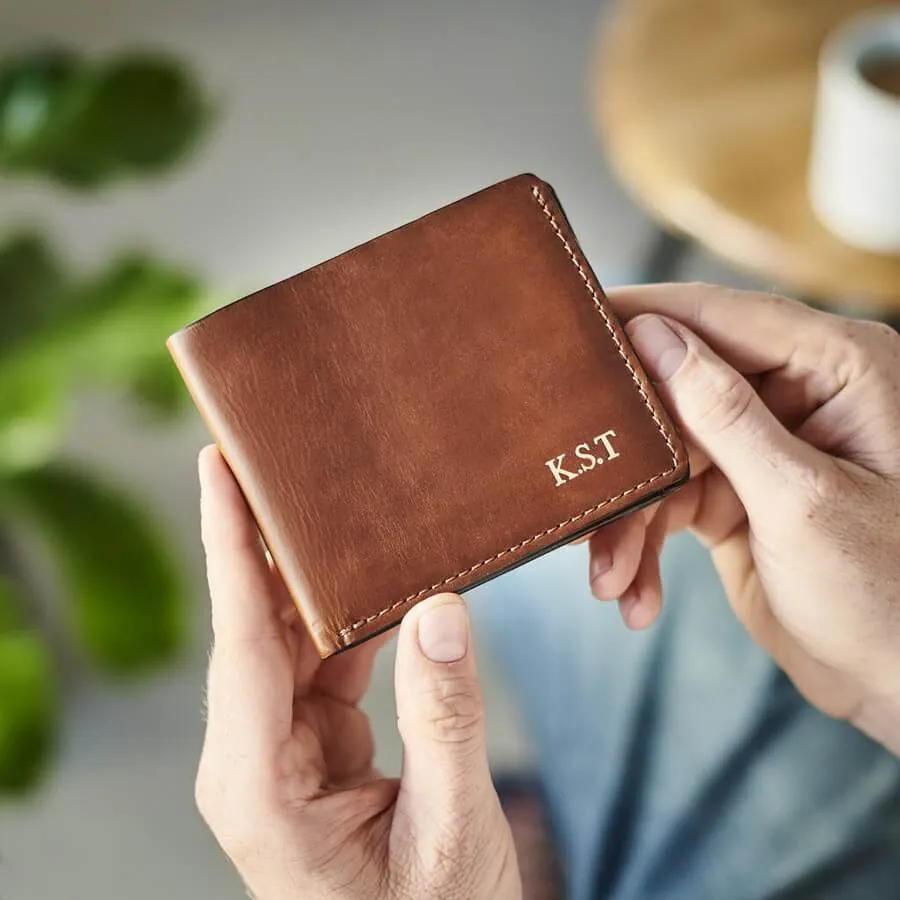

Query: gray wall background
left=0, top=1, right=743, bottom=896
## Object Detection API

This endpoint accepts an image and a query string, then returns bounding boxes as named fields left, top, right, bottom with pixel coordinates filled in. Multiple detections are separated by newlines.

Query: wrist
left=851, top=682, right=900, bottom=757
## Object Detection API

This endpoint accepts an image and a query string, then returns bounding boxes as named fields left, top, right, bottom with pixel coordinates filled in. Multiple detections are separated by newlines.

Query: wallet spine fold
left=166, top=328, right=334, bottom=654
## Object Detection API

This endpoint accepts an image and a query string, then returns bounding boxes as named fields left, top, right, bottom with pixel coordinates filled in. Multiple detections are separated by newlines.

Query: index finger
left=607, top=283, right=836, bottom=375
left=199, top=446, right=295, bottom=755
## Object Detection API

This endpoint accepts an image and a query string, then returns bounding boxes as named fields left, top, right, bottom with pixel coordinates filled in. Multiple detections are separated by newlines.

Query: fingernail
left=628, top=316, right=687, bottom=382
left=418, top=600, right=468, bottom=663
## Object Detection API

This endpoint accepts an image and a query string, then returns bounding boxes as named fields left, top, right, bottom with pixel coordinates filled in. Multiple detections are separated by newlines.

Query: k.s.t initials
left=545, top=430, right=620, bottom=487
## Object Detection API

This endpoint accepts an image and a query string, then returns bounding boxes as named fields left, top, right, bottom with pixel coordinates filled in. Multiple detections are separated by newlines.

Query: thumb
left=627, top=314, right=820, bottom=510
left=394, top=593, right=496, bottom=839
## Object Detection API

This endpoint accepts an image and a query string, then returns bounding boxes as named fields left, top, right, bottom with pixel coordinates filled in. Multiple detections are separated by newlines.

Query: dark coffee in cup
left=859, top=47, right=900, bottom=98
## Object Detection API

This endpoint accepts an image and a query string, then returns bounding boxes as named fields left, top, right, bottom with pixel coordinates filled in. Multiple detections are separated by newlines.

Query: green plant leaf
left=0, top=366, right=63, bottom=474
left=126, top=353, right=192, bottom=417
left=0, top=464, right=187, bottom=675
left=73, top=55, right=209, bottom=174
left=0, top=247, right=206, bottom=444
left=0, top=232, right=69, bottom=357
left=0, top=49, right=210, bottom=188
left=0, top=48, right=110, bottom=188
left=0, top=577, right=24, bottom=633
left=0, top=48, right=79, bottom=170
left=69, top=251, right=202, bottom=335
left=0, top=579, right=57, bottom=795
left=0, top=234, right=68, bottom=473
left=0, top=242, right=207, bottom=377
left=63, top=252, right=207, bottom=412
left=0, top=233, right=69, bottom=475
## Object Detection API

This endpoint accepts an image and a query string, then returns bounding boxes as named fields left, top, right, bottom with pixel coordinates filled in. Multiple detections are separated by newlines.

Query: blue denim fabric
left=469, top=533, right=900, bottom=900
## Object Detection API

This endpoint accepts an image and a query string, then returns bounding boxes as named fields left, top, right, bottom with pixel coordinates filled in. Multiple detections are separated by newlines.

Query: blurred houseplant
left=0, top=48, right=212, bottom=795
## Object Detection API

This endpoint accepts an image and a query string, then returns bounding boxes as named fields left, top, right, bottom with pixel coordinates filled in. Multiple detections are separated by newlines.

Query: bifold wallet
left=168, top=174, right=688, bottom=657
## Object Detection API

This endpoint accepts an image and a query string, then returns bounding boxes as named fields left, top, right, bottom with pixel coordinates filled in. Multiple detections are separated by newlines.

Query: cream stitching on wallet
left=530, top=186, right=678, bottom=462
left=338, top=182, right=680, bottom=644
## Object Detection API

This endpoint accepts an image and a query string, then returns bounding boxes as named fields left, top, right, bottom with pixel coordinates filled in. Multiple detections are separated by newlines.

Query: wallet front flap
left=168, top=174, right=688, bottom=655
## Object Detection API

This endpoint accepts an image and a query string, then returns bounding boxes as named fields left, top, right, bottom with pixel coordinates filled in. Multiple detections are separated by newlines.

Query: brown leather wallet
left=168, top=174, right=688, bottom=656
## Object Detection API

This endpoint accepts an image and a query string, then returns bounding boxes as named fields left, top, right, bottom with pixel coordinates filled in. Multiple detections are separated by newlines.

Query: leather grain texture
left=168, top=174, right=688, bottom=656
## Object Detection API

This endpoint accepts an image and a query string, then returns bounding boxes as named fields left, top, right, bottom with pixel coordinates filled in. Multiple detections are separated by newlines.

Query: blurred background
left=1, top=0, right=897, bottom=897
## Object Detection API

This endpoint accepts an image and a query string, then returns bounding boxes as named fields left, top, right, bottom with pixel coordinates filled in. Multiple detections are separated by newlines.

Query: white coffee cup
left=808, top=5, right=900, bottom=255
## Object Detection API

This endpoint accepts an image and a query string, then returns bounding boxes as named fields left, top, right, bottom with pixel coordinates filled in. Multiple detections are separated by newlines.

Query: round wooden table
left=591, top=0, right=900, bottom=314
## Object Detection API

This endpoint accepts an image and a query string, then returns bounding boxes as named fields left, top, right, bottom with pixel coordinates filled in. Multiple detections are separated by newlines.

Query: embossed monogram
left=545, top=430, right=621, bottom=487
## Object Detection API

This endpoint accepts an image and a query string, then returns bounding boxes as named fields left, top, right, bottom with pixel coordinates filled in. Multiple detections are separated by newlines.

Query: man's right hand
left=587, top=284, right=900, bottom=753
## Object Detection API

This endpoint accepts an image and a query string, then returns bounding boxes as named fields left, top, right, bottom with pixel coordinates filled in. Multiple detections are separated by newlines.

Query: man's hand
left=194, top=447, right=521, bottom=900
left=588, top=284, right=900, bottom=752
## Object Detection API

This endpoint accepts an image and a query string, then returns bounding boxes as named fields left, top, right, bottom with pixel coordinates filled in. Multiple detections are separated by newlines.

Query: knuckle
left=389, top=866, right=424, bottom=900
left=390, top=803, right=511, bottom=899
left=859, top=318, right=898, bottom=346
left=393, top=860, right=466, bottom=900
left=784, top=458, right=845, bottom=525
left=203, top=797, right=272, bottom=867
left=843, top=321, right=900, bottom=415
left=194, top=757, right=268, bottom=860
left=682, top=280, right=719, bottom=297
left=687, top=356, right=755, bottom=435
left=194, top=756, right=321, bottom=882
left=216, top=823, right=260, bottom=866
left=827, top=317, right=881, bottom=378
left=412, top=820, right=495, bottom=900
left=193, top=758, right=221, bottom=822
left=421, top=676, right=484, bottom=744
left=681, top=281, right=717, bottom=329
left=861, top=320, right=900, bottom=375
left=429, top=825, right=473, bottom=875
